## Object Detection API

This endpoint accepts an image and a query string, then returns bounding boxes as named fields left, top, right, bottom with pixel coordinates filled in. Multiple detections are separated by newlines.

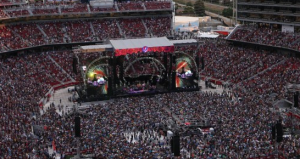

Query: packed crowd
left=34, top=97, right=174, bottom=158
left=119, top=18, right=147, bottom=38
left=229, top=25, right=300, bottom=51
left=0, top=16, right=171, bottom=52
left=0, top=51, right=75, bottom=158
left=199, top=40, right=282, bottom=83
left=241, top=57, right=300, bottom=100
left=1, top=37, right=300, bottom=158
left=157, top=91, right=299, bottom=158
left=144, top=17, right=172, bottom=37
left=0, top=1, right=172, bottom=18
left=117, top=1, right=144, bottom=11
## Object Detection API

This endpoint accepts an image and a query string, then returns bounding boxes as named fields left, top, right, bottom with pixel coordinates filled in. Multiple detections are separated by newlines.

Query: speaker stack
left=172, top=71, right=176, bottom=90
left=294, top=92, right=299, bottom=108
left=172, top=135, right=180, bottom=156
left=75, top=116, right=81, bottom=137
left=276, top=122, right=283, bottom=142
left=271, top=121, right=283, bottom=143
left=120, top=63, right=124, bottom=81
left=72, top=57, right=77, bottom=74
left=195, top=56, right=200, bottom=69
left=201, top=57, right=204, bottom=70
left=108, top=77, right=113, bottom=97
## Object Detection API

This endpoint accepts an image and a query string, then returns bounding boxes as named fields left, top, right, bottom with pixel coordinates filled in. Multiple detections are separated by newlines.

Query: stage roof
left=110, top=37, right=173, bottom=49
left=110, top=37, right=175, bottom=56
left=78, top=37, right=200, bottom=55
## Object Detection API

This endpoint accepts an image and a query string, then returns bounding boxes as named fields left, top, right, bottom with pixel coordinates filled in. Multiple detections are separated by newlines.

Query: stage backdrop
left=86, top=65, right=108, bottom=94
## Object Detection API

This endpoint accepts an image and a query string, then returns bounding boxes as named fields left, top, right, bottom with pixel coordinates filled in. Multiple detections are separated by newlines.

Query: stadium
left=0, top=0, right=300, bottom=158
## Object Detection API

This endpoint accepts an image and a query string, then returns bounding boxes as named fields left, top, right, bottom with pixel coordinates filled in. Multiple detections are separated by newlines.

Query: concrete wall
left=205, top=10, right=233, bottom=26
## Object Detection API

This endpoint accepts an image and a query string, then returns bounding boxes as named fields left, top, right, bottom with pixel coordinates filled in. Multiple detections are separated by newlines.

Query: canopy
left=110, top=37, right=174, bottom=56
left=197, top=32, right=219, bottom=38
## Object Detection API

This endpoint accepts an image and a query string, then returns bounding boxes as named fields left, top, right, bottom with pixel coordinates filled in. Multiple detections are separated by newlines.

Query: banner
left=115, top=46, right=174, bottom=56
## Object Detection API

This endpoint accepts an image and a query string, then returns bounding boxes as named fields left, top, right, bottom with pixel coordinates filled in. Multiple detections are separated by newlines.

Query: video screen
left=86, top=65, right=108, bottom=95
left=175, top=58, right=196, bottom=89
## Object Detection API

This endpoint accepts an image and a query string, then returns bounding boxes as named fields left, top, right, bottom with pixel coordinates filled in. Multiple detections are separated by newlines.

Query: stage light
left=89, top=72, right=95, bottom=78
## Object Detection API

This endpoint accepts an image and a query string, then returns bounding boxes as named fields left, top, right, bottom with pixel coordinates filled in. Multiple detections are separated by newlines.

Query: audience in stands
left=0, top=1, right=171, bottom=20
left=1, top=30, right=300, bottom=158
left=229, top=25, right=300, bottom=51
left=0, top=17, right=172, bottom=52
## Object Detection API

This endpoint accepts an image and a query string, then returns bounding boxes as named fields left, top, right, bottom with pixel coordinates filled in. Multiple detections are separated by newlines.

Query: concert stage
left=74, top=37, right=200, bottom=102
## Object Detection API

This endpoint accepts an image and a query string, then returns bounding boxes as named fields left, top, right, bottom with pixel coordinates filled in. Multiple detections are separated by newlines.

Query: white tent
left=170, top=39, right=197, bottom=45
left=197, top=32, right=219, bottom=38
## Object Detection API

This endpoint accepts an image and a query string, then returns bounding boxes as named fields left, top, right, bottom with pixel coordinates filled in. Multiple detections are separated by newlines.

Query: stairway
left=36, top=24, right=48, bottom=37
left=141, top=19, right=149, bottom=38
left=89, top=22, right=100, bottom=41
left=87, top=4, right=91, bottom=13
left=36, top=24, right=49, bottom=43
left=61, top=23, right=72, bottom=43
left=48, top=55, right=76, bottom=82
left=1, top=10, right=10, bottom=18
left=141, top=2, right=146, bottom=10
left=58, top=5, right=62, bottom=14
left=8, top=27, right=33, bottom=47
left=116, top=20, right=126, bottom=39
left=115, top=4, right=119, bottom=12
left=226, top=25, right=240, bottom=39
left=27, top=9, right=33, bottom=15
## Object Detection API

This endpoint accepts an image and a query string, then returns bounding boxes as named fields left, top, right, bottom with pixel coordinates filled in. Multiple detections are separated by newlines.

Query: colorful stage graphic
left=86, top=65, right=108, bottom=95
left=175, top=57, right=194, bottom=88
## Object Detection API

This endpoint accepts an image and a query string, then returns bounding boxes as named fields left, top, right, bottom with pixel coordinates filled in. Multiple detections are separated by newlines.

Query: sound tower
left=195, top=56, right=200, bottom=69
left=271, top=125, right=276, bottom=140
left=112, top=57, right=118, bottom=85
left=172, top=55, right=176, bottom=64
left=163, top=54, right=168, bottom=70
left=172, top=71, right=176, bottom=90
left=294, top=92, right=299, bottom=108
left=163, top=54, right=168, bottom=79
left=173, top=135, right=180, bottom=156
left=120, top=63, right=124, bottom=81
left=108, top=77, right=113, bottom=96
left=170, top=137, right=174, bottom=153
left=73, top=57, right=77, bottom=74
left=75, top=117, right=80, bottom=137
left=169, top=54, right=173, bottom=75
left=201, top=57, right=204, bottom=70
left=276, top=122, right=283, bottom=142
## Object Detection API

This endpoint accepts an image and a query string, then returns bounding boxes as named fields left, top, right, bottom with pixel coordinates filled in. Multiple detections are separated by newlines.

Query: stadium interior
left=0, top=0, right=300, bottom=158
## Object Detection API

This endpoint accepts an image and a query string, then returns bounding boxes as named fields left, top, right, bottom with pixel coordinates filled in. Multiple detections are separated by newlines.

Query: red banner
left=115, top=46, right=174, bottom=56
